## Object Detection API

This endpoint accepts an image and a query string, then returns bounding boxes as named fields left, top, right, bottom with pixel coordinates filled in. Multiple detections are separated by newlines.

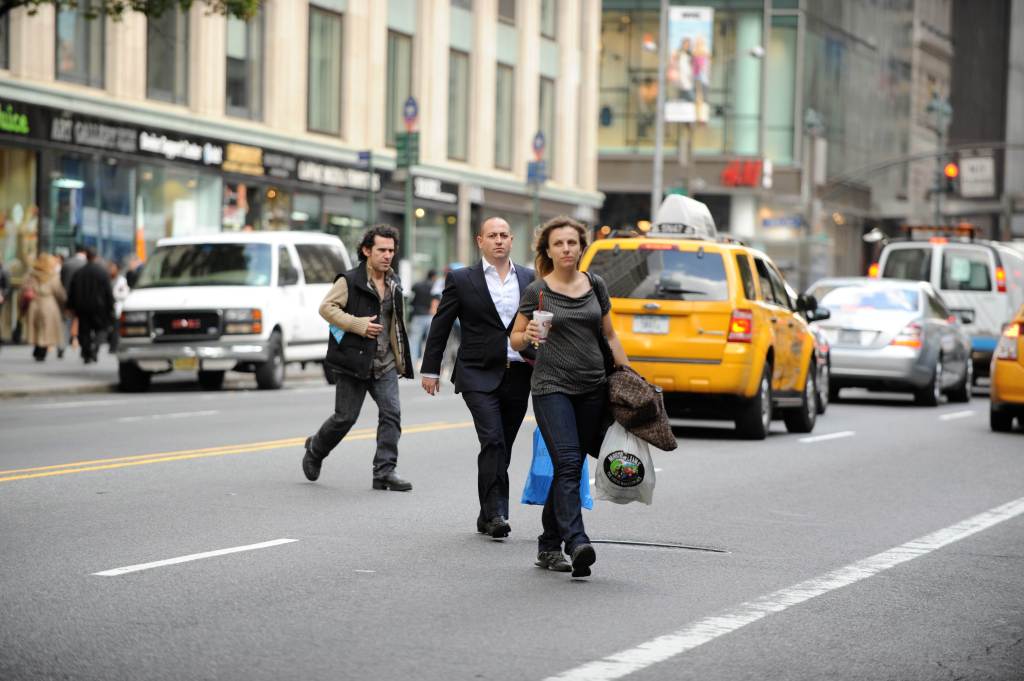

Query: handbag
left=594, top=422, right=656, bottom=505
left=521, top=427, right=593, bottom=510
left=608, top=366, right=678, bottom=452
left=18, top=283, right=36, bottom=314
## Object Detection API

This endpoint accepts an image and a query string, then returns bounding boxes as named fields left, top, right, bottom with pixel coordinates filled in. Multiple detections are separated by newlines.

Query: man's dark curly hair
left=357, top=224, right=400, bottom=262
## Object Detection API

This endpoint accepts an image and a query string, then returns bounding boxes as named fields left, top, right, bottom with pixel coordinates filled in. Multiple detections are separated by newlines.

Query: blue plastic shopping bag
left=521, top=427, right=593, bottom=510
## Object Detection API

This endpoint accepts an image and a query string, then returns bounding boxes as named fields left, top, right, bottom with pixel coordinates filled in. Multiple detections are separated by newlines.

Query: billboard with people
left=665, top=6, right=714, bottom=124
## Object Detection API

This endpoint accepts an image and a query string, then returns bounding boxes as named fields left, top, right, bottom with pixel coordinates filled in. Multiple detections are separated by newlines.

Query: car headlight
left=120, top=311, right=151, bottom=337
left=124, top=310, right=150, bottom=324
left=223, top=308, right=263, bottom=335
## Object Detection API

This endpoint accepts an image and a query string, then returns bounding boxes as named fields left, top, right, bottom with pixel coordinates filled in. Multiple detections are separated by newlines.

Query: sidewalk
left=0, top=344, right=328, bottom=399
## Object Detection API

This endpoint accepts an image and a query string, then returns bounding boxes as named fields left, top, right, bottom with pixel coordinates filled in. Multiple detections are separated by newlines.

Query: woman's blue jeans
left=532, top=388, right=606, bottom=554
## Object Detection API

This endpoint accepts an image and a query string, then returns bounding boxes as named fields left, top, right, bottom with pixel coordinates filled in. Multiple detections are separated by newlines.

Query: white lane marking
left=655, top=468, right=663, bottom=472
left=34, top=399, right=132, bottom=409
left=93, top=538, right=297, bottom=576
left=798, top=430, right=855, bottom=444
left=354, top=570, right=376, bottom=574
left=939, top=410, right=975, bottom=421
left=542, top=495, right=1024, bottom=681
left=117, top=410, right=219, bottom=423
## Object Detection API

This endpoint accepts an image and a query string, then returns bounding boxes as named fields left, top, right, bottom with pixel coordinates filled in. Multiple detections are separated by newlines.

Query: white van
left=116, top=231, right=351, bottom=391
left=876, top=238, right=1024, bottom=380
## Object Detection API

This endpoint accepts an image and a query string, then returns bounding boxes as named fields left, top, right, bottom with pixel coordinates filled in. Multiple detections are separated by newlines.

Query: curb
left=0, top=375, right=329, bottom=400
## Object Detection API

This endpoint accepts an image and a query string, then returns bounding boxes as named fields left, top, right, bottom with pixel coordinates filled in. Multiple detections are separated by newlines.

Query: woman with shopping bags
left=510, top=216, right=629, bottom=578
left=22, top=253, right=66, bottom=362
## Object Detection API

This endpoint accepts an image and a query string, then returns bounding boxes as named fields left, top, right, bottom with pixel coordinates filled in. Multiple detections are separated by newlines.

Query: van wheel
left=784, top=363, right=818, bottom=433
left=198, top=370, right=225, bottom=390
left=118, top=361, right=151, bottom=393
left=255, top=332, right=285, bottom=390
left=946, top=358, right=972, bottom=403
left=323, top=362, right=337, bottom=385
left=736, top=364, right=772, bottom=440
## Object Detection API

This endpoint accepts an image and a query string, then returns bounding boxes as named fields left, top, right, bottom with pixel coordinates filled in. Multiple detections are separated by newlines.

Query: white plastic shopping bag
left=594, top=422, right=656, bottom=505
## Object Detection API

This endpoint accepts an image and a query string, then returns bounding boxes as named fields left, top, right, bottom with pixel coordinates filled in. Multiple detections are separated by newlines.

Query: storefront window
left=0, top=147, right=38, bottom=285
left=448, top=49, right=470, bottom=161
left=325, top=213, right=367, bottom=266
left=56, top=0, right=104, bottom=88
left=226, top=10, right=263, bottom=120
left=147, top=9, right=189, bottom=105
left=412, top=210, right=459, bottom=281
left=291, top=192, right=322, bottom=231
left=386, top=31, right=413, bottom=147
left=137, top=164, right=221, bottom=259
left=308, top=8, right=343, bottom=135
left=495, top=64, right=514, bottom=169
left=764, top=14, right=797, bottom=165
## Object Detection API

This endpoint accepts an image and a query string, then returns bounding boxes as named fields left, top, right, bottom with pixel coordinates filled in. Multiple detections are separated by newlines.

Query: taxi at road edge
left=580, top=205, right=829, bottom=440
left=990, top=303, right=1024, bottom=432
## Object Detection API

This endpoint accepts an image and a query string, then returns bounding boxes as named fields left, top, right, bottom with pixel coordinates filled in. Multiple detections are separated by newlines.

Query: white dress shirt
left=481, top=257, right=524, bottom=364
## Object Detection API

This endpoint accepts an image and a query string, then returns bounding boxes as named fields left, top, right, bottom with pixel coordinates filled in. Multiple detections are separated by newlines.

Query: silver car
left=806, top=278, right=972, bottom=406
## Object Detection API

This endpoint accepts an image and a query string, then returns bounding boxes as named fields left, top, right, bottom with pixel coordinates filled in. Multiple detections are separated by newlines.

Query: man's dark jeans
left=310, top=368, right=401, bottom=479
left=461, top=362, right=531, bottom=523
left=532, top=387, right=606, bottom=554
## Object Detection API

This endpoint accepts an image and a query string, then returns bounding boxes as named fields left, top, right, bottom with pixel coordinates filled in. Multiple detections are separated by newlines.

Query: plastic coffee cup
left=533, top=310, right=553, bottom=343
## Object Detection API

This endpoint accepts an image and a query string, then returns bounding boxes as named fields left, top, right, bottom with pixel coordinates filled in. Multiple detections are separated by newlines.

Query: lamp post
left=650, top=0, right=669, bottom=220
left=925, top=92, right=953, bottom=226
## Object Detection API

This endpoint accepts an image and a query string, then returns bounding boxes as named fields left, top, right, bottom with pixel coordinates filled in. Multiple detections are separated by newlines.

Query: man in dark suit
left=421, top=217, right=534, bottom=539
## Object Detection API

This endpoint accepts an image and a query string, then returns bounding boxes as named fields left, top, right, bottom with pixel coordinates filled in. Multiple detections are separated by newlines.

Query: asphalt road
left=1, top=379, right=1023, bottom=681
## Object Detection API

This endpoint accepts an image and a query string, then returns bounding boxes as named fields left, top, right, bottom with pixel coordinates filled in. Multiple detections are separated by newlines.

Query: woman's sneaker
left=535, top=551, right=572, bottom=572
left=570, top=544, right=596, bottom=578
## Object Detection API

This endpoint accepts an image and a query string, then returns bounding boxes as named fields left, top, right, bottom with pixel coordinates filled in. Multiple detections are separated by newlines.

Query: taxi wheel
left=784, top=364, right=818, bottom=434
left=255, top=331, right=285, bottom=390
left=118, top=361, right=151, bottom=393
left=990, top=407, right=1015, bottom=433
left=736, top=364, right=772, bottom=440
left=198, top=370, right=225, bottom=390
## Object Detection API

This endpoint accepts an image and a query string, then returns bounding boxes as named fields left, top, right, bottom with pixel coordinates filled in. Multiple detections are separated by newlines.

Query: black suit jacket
left=421, top=261, right=535, bottom=394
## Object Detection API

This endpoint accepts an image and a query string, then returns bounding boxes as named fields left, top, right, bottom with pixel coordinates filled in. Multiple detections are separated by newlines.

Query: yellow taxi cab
left=990, top=303, right=1024, bottom=432
left=580, top=199, right=828, bottom=439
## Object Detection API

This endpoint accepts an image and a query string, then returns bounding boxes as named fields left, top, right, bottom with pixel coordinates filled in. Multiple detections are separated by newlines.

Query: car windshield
left=135, top=243, right=273, bottom=288
left=818, top=285, right=920, bottom=313
left=588, top=247, right=729, bottom=301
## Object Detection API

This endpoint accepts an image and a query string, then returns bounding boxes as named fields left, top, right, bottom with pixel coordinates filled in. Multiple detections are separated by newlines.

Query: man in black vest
left=303, top=225, right=414, bottom=491
left=421, top=217, right=535, bottom=538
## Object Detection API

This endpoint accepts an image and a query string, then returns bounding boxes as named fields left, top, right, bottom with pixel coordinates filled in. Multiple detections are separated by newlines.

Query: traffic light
left=942, top=161, right=959, bottom=194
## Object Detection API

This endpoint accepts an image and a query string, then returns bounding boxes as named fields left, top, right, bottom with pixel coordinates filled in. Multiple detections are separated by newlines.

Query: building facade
left=597, top=0, right=957, bottom=287
left=0, top=0, right=603, bottom=294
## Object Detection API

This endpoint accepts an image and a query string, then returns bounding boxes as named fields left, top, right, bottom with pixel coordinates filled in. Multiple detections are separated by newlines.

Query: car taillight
left=890, top=322, right=923, bottom=349
left=995, top=266, right=1007, bottom=293
left=868, top=262, right=880, bottom=278
left=995, top=322, right=1021, bottom=360
left=728, top=309, right=753, bottom=343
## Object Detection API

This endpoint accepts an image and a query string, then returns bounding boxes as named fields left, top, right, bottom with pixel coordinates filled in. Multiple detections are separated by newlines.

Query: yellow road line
left=0, top=421, right=471, bottom=484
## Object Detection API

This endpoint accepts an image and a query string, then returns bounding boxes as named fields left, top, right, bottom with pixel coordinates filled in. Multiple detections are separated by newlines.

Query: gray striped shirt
left=518, top=274, right=612, bottom=396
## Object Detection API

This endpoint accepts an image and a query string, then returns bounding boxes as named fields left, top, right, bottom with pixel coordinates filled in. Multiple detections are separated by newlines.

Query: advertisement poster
left=665, top=7, right=714, bottom=124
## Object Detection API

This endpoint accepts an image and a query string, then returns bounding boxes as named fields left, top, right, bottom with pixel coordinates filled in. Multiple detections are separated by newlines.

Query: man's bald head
left=476, top=217, right=513, bottom=266
left=479, top=217, right=510, bottom=236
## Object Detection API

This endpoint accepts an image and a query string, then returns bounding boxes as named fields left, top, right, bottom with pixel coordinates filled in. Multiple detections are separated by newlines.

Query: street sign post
left=529, top=131, right=546, bottom=230
left=959, top=154, right=996, bottom=198
left=400, top=96, right=419, bottom=261
left=359, top=150, right=375, bottom=225
left=532, top=131, right=546, bottom=162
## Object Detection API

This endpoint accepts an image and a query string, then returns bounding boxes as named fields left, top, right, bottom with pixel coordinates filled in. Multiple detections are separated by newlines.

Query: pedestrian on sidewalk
left=22, top=253, right=67, bottom=362
left=420, top=217, right=536, bottom=539
left=60, top=245, right=87, bottom=359
left=0, top=257, right=10, bottom=352
left=510, top=216, right=630, bottom=578
left=408, top=268, right=438, bottom=365
left=302, top=225, right=415, bottom=492
left=67, top=248, right=114, bottom=364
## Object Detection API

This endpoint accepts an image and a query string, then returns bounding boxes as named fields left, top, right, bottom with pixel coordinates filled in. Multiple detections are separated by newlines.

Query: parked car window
left=587, top=248, right=728, bottom=301
left=941, top=248, right=992, bottom=291
left=734, top=253, right=757, bottom=300
left=753, top=258, right=781, bottom=306
left=295, top=244, right=346, bottom=284
left=818, top=286, right=920, bottom=312
left=278, top=246, right=298, bottom=285
left=135, top=243, right=272, bottom=287
left=882, top=247, right=932, bottom=281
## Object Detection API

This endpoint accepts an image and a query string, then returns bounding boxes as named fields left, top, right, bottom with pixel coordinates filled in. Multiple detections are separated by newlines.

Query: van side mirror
left=279, top=266, right=299, bottom=286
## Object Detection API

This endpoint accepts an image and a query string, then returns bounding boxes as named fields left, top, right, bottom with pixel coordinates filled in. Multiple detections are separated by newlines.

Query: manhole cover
left=592, top=539, right=727, bottom=554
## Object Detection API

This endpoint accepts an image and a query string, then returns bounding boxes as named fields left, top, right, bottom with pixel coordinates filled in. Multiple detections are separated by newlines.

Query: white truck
left=116, top=231, right=351, bottom=391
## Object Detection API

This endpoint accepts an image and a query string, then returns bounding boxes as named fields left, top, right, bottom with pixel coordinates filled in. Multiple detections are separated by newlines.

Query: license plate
left=633, top=315, right=669, bottom=334
left=173, top=357, right=199, bottom=371
left=839, top=330, right=862, bottom=345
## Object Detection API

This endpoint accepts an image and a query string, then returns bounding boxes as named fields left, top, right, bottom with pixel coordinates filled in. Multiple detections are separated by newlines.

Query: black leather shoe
left=372, top=472, right=412, bottom=491
left=535, top=551, right=572, bottom=572
left=476, top=518, right=488, bottom=534
left=485, top=517, right=511, bottom=539
left=570, top=543, right=596, bottom=578
left=301, top=437, right=321, bottom=482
